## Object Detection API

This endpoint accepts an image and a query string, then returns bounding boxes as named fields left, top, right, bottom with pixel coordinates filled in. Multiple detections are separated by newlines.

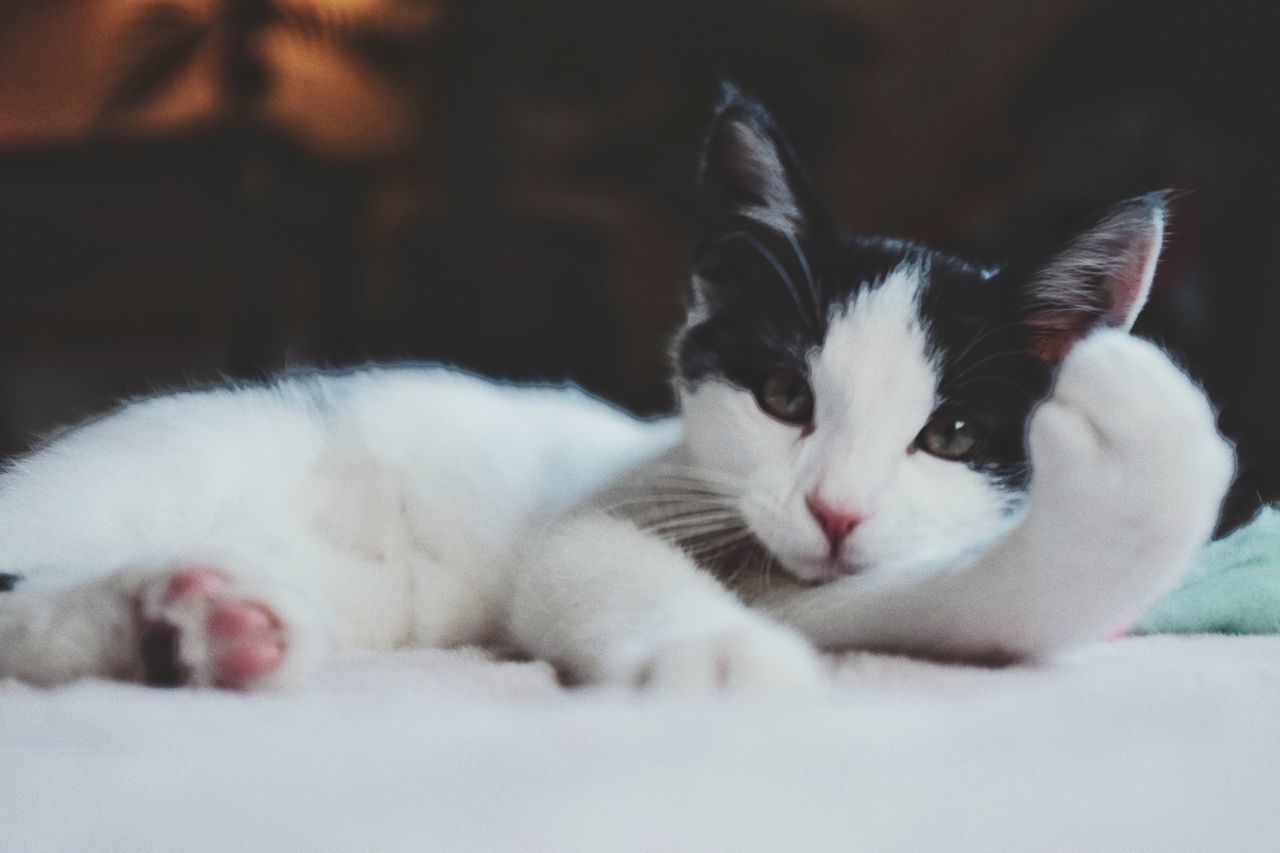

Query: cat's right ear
left=698, top=83, right=828, bottom=242
left=1019, top=193, right=1168, bottom=363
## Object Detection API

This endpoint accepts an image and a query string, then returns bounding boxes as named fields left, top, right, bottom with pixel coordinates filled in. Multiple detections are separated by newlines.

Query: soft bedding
left=4, top=635, right=1279, bottom=852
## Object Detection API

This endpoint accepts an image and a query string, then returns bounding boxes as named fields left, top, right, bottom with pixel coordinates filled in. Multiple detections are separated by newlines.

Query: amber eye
left=756, top=368, right=815, bottom=427
left=916, top=411, right=984, bottom=460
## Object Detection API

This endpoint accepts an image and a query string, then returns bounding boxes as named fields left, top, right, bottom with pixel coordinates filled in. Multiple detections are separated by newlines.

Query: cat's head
left=675, top=84, right=1166, bottom=583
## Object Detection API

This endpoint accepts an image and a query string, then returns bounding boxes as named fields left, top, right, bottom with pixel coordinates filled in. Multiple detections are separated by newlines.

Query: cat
left=0, top=86, right=1233, bottom=692
left=504, top=87, right=1235, bottom=688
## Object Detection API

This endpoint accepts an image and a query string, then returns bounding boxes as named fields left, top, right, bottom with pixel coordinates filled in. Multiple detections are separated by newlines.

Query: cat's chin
left=778, top=555, right=867, bottom=586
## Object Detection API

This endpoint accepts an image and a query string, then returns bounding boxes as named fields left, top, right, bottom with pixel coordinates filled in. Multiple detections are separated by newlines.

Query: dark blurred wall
left=989, top=0, right=1280, bottom=528
left=0, top=0, right=1276, bottom=528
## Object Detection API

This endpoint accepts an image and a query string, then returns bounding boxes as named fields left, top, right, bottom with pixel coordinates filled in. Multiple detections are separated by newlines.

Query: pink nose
left=805, top=493, right=864, bottom=555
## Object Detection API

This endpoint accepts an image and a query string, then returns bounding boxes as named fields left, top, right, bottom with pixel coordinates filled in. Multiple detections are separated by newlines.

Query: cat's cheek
left=864, top=458, right=1014, bottom=566
left=679, top=382, right=791, bottom=477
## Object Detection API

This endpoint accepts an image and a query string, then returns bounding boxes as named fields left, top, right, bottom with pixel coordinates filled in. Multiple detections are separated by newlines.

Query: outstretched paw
left=633, top=623, right=825, bottom=695
left=1025, top=329, right=1234, bottom=615
left=136, top=567, right=321, bottom=690
left=1030, top=330, right=1234, bottom=522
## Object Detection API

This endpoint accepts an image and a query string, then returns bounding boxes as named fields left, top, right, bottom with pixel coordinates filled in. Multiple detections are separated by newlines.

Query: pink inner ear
left=1029, top=229, right=1157, bottom=364
left=1104, top=230, right=1158, bottom=326
left=1029, top=315, right=1089, bottom=362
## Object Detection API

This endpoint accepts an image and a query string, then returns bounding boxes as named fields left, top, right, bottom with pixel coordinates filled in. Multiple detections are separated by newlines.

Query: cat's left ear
left=698, top=83, right=829, bottom=241
left=1021, top=193, right=1168, bottom=362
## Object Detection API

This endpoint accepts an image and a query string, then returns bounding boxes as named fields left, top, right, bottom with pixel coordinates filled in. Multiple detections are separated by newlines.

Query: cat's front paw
left=632, top=622, right=825, bottom=695
left=1029, top=330, right=1234, bottom=548
left=135, top=567, right=325, bottom=689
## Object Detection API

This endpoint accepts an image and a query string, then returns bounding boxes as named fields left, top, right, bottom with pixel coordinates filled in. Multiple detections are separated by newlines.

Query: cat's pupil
left=757, top=368, right=815, bottom=427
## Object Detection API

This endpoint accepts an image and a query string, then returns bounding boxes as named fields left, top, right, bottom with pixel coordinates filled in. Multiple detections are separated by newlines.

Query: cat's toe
left=205, top=599, right=287, bottom=685
left=207, top=598, right=277, bottom=637
left=212, top=637, right=287, bottom=685
left=166, top=567, right=231, bottom=600
left=635, top=624, right=825, bottom=695
left=137, top=567, right=320, bottom=690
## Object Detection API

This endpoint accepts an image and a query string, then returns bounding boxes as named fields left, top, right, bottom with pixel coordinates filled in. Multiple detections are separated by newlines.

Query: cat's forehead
left=825, top=238, right=1004, bottom=352
left=821, top=262, right=928, bottom=363
left=808, top=244, right=1024, bottom=415
left=812, top=263, right=939, bottom=422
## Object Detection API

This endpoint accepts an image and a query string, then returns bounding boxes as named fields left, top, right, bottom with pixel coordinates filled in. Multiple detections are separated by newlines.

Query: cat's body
left=0, top=88, right=1234, bottom=691
left=0, top=368, right=678, bottom=686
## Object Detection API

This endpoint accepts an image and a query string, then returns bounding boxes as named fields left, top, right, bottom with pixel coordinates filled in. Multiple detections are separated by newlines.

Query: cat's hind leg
left=0, top=572, right=139, bottom=685
left=0, top=562, right=328, bottom=689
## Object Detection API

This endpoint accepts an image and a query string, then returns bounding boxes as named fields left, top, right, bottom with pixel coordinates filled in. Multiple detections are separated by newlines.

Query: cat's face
left=676, top=86, right=1166, bottom=584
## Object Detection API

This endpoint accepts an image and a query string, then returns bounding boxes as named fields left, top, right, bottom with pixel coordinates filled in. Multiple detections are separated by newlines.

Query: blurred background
left=0, top=0, right=1275, bottom=529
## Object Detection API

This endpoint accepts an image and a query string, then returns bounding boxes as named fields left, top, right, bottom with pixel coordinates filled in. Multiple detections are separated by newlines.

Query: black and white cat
left=0, top=87, right=1233, bottom=692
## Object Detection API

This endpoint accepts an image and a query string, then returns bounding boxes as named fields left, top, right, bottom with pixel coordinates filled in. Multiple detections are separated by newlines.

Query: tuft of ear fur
left=1023, top=192, right=1168, bottom=362
left=698, top=83, right=824, bottom=240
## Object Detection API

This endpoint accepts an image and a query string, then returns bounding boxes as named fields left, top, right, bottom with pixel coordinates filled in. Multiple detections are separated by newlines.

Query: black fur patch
left=139, top=621, right=190, bottom=687
left=919, top=259, right=1055, bottom=489
left=0, top=573, right=20, bottom=592
left=680, top=85, right=1160, bottom=494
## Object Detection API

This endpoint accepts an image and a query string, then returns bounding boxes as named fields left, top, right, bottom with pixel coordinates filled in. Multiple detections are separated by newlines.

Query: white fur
left=0, top=367, right=681, bottom=688
left=508, top=512, right=822, bottom=692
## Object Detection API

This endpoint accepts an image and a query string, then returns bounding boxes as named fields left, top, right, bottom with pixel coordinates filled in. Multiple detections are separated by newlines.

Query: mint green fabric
left=1133, top=506, right=1280, bottom=635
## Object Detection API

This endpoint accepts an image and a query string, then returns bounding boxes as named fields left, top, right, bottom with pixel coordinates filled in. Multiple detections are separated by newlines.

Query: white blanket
left=4, top=635, right=1279, bottom=852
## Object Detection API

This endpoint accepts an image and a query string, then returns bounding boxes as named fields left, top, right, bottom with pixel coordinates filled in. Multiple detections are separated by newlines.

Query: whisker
left=641, top=510, right=743, bottom=528
left=760, top=546, right=776, bottom=592
left=720, top=230, right=816, bottom=330
left=683, top=530, right=754, bottom=561
left=948, top=348, right=1029, bottom=384
left=946, top=318, right=1027, bottom=367
left=638, top=511, right=744, bottom=534
left=603, top=493, right=734, bottom=512
left=610, top=485, right=736, bottom=498
left=783, top=229, right=823, bottom=326
left=636, top=506, right=743, bottom=528
left=706, top=537, right=762, bottom=592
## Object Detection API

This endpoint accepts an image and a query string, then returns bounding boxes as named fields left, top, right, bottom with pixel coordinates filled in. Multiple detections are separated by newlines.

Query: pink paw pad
left=167, top=567, right=230, bottom=599
left=215, top=642, right=286, bottom=684
left=146, top=568, right=288, bottom=689
left=207, top=600, right=285, bottom=684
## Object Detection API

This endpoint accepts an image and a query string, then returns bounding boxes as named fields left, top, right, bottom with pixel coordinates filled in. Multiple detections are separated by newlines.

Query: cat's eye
left=915, top=411, right=984, bottom=461
left=756, top=368, right=815, bottom=427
